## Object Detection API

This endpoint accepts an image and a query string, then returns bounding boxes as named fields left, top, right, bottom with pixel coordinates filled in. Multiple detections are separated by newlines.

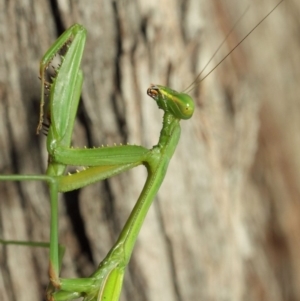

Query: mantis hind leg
left=0, top=174, right=63, bottom=292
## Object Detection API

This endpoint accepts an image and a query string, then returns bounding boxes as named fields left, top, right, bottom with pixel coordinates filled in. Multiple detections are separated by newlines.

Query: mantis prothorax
left=0, top=1, right=283, bottom=300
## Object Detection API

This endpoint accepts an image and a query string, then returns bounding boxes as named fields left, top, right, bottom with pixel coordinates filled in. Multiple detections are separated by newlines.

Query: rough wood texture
left=0, top=0, right=299, bottom=300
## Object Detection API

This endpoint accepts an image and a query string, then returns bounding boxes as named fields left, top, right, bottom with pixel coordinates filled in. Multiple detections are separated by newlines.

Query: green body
left=0, top=24, right=194, bottom=301
left=0, top=1, right=283, bottom=297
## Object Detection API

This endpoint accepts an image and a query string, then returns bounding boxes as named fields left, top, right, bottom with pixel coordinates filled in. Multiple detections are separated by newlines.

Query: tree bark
left=0, top=0, right=299, bottom=301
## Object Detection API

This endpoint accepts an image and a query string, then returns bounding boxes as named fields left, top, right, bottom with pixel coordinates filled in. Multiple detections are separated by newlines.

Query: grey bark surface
left=0, top=1, right=299, bottom=301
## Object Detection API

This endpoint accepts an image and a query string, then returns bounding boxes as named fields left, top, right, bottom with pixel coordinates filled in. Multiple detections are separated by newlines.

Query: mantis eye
left=147, top=84, right=194, bottom=120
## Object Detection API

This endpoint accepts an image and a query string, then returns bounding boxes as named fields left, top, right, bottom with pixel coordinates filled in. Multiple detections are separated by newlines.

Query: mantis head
left=147, top=84, right=194, bottom=120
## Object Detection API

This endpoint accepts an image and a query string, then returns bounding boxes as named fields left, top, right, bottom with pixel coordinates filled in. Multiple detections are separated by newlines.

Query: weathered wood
left=1, top=0, right=299, bottom=301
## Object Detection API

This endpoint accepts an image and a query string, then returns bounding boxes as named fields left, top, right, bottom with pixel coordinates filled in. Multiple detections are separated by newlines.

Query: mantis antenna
left=182, top=0, right=284, bottom=94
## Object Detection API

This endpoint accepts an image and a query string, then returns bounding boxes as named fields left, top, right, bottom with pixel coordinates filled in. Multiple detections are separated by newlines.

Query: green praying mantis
left=0, top=1, right=283, bottom=300
left=1, top=22, right=194, bottom=301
